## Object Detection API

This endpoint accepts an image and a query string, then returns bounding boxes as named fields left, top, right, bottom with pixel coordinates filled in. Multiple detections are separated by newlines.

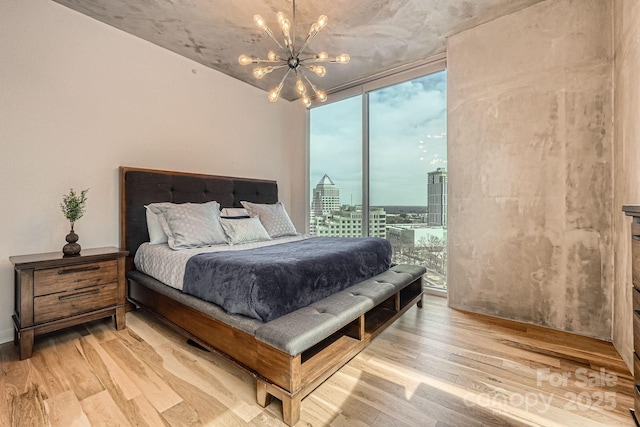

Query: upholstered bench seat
left=128, top=264, right=425, bottom=358
left=255, top=264, right=426, bottom=356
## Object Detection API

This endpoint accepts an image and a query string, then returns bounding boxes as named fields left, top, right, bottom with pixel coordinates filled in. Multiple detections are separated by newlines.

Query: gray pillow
left=149, top=201, right=227, bottom=250
left=145, top=202, right=174, bottom=244
left=240, top=201, right=298, bottom=238
left=220, top=217, right=272, bottom=245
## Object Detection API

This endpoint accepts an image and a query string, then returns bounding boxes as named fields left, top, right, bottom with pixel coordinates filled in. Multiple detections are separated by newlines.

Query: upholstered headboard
left=119, top=167, right=278, bottom=260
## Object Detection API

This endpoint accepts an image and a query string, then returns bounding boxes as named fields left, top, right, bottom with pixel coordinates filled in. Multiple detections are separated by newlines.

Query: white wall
left=0, top=1, right=306, bottom=343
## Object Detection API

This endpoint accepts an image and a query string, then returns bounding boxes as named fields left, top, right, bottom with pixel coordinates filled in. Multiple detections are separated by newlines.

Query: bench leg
left=282, top=394, right=301, bottom=426
left=417, top=295, right=423, bottom=308
left=256, top=379, right=272, bottom=407
left=256, top=379, right=301, bottom=426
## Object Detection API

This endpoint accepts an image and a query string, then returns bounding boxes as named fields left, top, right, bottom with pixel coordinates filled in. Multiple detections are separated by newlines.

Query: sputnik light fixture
left=238, top=0, right=350, bottom=108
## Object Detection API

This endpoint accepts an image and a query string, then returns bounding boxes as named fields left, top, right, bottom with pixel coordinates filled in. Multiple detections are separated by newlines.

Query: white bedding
left=134, top=234, right=312, bottom=290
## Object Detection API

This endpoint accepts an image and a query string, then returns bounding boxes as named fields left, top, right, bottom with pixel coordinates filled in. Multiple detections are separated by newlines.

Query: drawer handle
left=58, top=288, right=100, bottom=300
left=58, top=265, right=101, bottom=275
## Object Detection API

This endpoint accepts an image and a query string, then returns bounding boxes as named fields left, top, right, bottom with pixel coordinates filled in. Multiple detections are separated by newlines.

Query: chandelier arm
left=292, top=0, right=296, bottom=44
left=298, top=56, right=321, bottom=63
left=258, top=63, right=289, bottom=71
left=296, top=34, right=316, bottom=58
left=253, top=58, right=286, bottom=64
left=299, top=69, right=327, bottom=102
left=277, top=68, right=292, bottom=86
left=261, top=26, right=286, bottom=52
left=298, top=15, right=327, bottom=55
left=299, top=70, right=319, bottom=94
left=299, top=54, right=335, bottom=63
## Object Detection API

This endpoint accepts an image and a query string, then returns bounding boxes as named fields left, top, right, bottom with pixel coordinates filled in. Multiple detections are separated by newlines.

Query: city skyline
left=310, top=70, right=447, bottom=206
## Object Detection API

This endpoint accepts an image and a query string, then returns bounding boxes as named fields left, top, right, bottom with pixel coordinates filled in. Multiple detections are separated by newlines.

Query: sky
left=309, top=70, right=447, bottom=206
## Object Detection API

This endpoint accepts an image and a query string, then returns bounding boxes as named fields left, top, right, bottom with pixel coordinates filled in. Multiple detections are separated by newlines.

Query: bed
left=119, top=166, right=425, bottom=425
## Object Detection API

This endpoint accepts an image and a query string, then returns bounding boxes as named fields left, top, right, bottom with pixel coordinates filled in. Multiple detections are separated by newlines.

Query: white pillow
left=220, top=207, right=249, bottom=217
left=145, top=202, right=174, bottom=244
left=149, top=201, right=227, bottom=250
left=240, top=201, right=297, bottom=238
left=220, top=217, right=272, bottom=245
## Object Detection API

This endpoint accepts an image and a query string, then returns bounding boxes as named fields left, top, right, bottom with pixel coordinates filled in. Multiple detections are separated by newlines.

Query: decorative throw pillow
left=240, top=201, right=298, bottom=238
left=220, top=217, right=272, bottom=245
left=145, top=202, right=174, bottom=244
left=220, top=207, right=249, bottom=218
left=149, top=201, right=227, bottom=250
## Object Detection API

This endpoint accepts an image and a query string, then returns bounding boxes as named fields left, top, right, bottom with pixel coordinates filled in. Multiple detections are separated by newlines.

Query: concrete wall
left=612, top=0, right=640, bottom=370
left=0, top=1, right=306, bottom=343
left=447, top=0, right=614, bottom=339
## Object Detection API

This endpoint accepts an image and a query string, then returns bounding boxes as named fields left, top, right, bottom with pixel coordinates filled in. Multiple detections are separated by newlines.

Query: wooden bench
left=128, top=264, right=425, bottom=425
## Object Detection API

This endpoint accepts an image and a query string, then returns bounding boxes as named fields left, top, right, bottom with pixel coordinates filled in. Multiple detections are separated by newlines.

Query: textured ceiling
left=52, top=0, right=546, bottom=102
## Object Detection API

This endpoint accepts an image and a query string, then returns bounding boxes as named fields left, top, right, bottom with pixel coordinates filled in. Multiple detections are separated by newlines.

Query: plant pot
left=63, top=227, right=81, bottom=256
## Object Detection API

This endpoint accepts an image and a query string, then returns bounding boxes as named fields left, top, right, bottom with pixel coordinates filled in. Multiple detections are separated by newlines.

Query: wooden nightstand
left=10, top=247, right=128, bottom=359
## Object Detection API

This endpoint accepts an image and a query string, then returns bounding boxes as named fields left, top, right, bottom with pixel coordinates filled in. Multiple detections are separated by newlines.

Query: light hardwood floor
left=1, top=295, right=635, bottom=426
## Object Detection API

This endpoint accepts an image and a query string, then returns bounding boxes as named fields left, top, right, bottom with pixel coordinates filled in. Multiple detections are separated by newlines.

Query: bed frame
left=119, top=166, right=423, bottom=425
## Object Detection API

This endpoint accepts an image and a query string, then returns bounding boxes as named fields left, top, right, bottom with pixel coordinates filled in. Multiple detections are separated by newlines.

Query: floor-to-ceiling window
left=309, top=61, right=447, bottom=291
left=309, top=95, right=363, bottom=238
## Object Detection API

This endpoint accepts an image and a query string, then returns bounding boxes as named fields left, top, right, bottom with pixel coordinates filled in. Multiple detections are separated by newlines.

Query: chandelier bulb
left=334, top=54, right=350, bottom=64
left=315, top=51, right=329, bottom=62
left=308, top=65, right=327, bottom=77
left=295, top=76, right=307, bottom=95
left=302, top=95, right=312, bottom=108
left=316, top=15, right=328, bottom=31
left=253, top=66, right=273, bottom=79
left=268, top=83, right=284, bottom=103
left=254, top=15, right=267, bottom=31
left=277, top=13, right=290, bottom=36
left=316, top=90, right=327, bottom=102
left=238, top=54, right=254, bottom=65
left=267, top=51, right=279, bottom=61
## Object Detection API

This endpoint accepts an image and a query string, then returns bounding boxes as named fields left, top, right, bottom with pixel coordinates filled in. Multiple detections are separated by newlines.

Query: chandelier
left=238, top=0, right=350, bottom=108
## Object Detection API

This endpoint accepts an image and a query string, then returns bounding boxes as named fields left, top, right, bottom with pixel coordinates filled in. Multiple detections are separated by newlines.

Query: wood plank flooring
left=1, top=295, right=635, bottom=426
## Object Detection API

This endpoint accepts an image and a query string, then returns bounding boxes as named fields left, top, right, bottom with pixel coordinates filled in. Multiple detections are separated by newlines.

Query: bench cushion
left=255, top=264, right=426, bottom=356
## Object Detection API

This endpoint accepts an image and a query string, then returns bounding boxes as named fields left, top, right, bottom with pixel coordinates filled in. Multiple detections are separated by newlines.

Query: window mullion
left=362, top=90, right=370, bottom=237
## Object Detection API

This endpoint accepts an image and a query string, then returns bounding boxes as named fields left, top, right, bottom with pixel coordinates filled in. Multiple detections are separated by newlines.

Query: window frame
left=306, top=53, right=447, bottom=236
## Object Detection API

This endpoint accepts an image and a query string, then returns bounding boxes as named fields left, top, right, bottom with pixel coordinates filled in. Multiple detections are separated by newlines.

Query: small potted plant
left=61, top=188, right=88, bottom=256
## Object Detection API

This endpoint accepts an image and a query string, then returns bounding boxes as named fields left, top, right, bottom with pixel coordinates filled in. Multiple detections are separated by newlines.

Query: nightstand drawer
left=33, top=282, right=118, bottom=323
left=33, top=260, right=117, bottom=296
left=636, top=353, right=640, bottom=418
left=633, top=238, right=640, bottom=288
left=636, top=311, right=640, bottom=356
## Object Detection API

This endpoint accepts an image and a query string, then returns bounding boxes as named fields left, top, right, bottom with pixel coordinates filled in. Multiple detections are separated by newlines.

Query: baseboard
left=0, top=328, right=14, bottom=345
left=423, top=287, right=447, bottom=297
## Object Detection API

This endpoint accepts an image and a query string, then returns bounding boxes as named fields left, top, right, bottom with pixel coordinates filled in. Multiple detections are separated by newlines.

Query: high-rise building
left=427, top=168, right=447, bottom=226
left=311, top=174, right=341, bottom=217
left=310, top=175, right=386, bottom=237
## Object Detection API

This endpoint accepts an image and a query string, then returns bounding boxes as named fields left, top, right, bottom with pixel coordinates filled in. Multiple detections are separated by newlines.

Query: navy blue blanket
left=183, top=237, right=392, bottom=322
